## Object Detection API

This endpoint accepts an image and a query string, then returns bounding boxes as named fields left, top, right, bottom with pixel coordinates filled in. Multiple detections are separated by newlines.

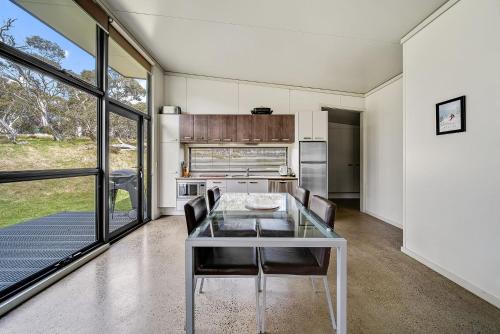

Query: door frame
left=106, top=101, right=146, bottom=240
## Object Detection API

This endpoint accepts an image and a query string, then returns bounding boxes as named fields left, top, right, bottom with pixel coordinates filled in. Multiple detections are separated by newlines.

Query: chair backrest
left=308, top=195, right=337, bottom=273
left=292, top=186, right=310, bottom=208
left=184, top=196, right=208, bottom=235
left=207, top=187, right=221, bottom=211
left=309, top=195, right=336, bottom=229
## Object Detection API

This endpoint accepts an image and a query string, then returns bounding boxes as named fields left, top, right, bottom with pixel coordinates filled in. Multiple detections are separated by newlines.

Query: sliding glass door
left=107, top=103, right=145, bottom=237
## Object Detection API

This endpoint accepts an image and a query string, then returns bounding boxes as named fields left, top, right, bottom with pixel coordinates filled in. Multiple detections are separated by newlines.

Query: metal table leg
left=185, top=241, right=195, bottom=333
left=336, top=242, right=347, bottom=334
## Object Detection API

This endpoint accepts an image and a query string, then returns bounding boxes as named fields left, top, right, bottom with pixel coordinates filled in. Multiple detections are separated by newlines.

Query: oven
left=177, top=181, right=206, bottom=199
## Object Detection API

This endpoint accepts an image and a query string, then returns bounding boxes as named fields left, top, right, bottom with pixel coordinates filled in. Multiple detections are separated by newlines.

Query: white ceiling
left=102, top=0, right=447, bottom=93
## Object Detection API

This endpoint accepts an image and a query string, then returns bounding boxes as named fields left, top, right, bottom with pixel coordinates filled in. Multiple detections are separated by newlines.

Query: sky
left=0, top=0, right=95, bottom=75
left=1, top=0, right=147, bottom=92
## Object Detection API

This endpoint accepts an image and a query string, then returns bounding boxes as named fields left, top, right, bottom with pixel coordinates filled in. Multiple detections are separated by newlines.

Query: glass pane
left=108, top=38, right=148, bottom=113
left=189, top=147, right=287, bottom=172
left=143, top=120, right=149, bottom=220
left=109, top=112, right=138, bottom=233
left=0, top=55, right=97, bottom=171
left=0, top=0, right=97, bottom=85
left=0, top=176, right=96, bottom=293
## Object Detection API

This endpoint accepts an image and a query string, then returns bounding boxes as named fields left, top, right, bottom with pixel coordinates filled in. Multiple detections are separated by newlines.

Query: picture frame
left=436, top=96, right=466, bottom=135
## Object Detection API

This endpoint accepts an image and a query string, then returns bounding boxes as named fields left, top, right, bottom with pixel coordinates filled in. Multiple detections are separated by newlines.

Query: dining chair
left=258, top=195, right=337, bottom=333
left=292, top=186, right=310, bottom=208
left=258, top=187, right=310, bottom=238
left=184, top=195, right=261, bottom=331
left=207, top=186, right=221, bottom=211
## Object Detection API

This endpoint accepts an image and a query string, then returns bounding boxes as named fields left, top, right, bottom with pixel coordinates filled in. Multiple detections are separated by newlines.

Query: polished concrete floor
left=1, top=206, right=499, bottom=333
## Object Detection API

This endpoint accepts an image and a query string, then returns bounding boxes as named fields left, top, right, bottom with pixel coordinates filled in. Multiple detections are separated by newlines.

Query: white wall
left=403, top=0, right=500, bottom=307
left=364, top=77, right=403, bottom=227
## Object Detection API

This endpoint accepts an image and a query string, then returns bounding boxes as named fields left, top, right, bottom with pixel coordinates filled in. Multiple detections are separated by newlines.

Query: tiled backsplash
left=189, top=147, right=287, bottom=172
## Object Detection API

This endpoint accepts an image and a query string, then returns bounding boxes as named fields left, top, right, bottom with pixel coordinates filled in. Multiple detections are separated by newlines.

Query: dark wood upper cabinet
left=222, top=115, right=237, bottom=142
left=252, top=115, right=268, bottom=143
left=236, top=115, right=252, bottom=143
left=281, top=115, right=295, bottom=143
left=181, top=114, right=293, bottom=143
left=267, top=115, right=282, bottom=143
left=193, top=115, right=207, bottom=142
left=207, top=115, right=223, bottom=142
left=180, top=114, right=194, bottom=143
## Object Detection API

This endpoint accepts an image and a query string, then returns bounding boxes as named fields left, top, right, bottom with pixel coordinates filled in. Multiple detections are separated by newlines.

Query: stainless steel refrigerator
left=299, top=141, right=328, bottom=198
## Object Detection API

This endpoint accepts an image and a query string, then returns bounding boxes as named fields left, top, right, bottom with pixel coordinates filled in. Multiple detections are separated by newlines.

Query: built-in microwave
left=177, top=181, right=206, bottom=199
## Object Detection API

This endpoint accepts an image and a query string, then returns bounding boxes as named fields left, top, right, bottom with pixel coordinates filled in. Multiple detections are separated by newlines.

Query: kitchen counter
left=176, top=175, right=297, bottom=180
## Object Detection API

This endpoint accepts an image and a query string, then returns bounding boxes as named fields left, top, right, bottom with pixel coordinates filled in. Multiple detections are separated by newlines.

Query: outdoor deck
left=0, top=212, right=130, bottom=292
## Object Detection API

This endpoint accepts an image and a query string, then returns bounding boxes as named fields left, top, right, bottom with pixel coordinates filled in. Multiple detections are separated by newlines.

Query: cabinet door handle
left=271, top=138, right=279, bottom=141
left=279, top=181, right=288, bottom=184
left=212, top=181, right=222, bottom=184
left=237, top=181, right=247, bottom=184
left=253, top=139, right=261, bottom=141
left=314, top=137, right=323, bottom=139
left=242, top=138, right=250, bottom=141
left=223, top=138, right=231, bottom=141
left=303, top=137, right=312, bottom=139
left=183, top=136, right=192, bottom=139
left=249, top=181, right=258, bottom=184
left=281, top=138, right=290, bottom=141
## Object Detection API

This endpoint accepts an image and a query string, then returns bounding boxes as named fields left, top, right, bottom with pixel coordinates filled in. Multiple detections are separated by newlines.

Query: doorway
left=107, top=102, right=146, bottom=238
left=326, top=108, right=361, bottom=210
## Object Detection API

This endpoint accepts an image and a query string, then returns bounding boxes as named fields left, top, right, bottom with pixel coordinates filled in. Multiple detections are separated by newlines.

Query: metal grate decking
left=0, top=212, right=131, bottom=293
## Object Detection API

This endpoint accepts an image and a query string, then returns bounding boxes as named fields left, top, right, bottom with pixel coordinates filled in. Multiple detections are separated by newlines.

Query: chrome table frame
left=185, top=236, right=347, bottom=333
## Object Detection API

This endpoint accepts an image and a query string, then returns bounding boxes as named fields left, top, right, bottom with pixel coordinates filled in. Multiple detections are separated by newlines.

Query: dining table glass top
left=188, top=193, right=341, bottom=239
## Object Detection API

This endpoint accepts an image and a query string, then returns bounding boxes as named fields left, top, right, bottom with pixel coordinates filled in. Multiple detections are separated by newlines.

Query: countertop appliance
left=279, top=165, right=288, bottom=176
left=177, top=180, right=206, bottom=199
left=299, top=141, right=327, bottom=198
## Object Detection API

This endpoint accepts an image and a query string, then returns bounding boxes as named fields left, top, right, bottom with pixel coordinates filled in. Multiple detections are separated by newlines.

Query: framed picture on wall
left=436, top=96, right=466, bottom=135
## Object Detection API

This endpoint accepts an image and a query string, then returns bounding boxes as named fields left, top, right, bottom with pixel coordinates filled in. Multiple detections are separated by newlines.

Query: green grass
left=0, top=137, right=136, bottom=229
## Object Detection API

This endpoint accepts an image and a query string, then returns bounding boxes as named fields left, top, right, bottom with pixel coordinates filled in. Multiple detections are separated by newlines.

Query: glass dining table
left=185, top=193, right=347, bottom=334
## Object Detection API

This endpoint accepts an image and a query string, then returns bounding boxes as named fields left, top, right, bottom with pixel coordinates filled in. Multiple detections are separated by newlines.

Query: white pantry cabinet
left=159, top=114, right=179, bottom=143
left=298, top=110, right=328, bottom=141
left=159, top=143, right=180, bottom=207
left=158, top=115, right=181, bottom=208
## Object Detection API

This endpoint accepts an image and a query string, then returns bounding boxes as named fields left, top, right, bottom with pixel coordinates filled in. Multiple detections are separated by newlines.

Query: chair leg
left=198, top=278, right=205, bottom=294
left=261, top=276, right=267, bottom=333
left=322, top=276, right=337, bottom=331
left=310, top=277, right=317, bottom=292
left=255, top=277, right=260, bottom=333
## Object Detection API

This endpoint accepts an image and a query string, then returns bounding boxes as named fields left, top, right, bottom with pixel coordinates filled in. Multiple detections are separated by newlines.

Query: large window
left=0, top=55, right=97, bottom=171
left=0, top=0, right=97, bottom=85
left=0, top=0, right=152, bottom=302
left=108, top=30, right=148, bottom=113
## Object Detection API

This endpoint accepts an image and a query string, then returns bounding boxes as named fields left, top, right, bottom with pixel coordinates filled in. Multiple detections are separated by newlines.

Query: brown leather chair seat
left=260, top=247, right=326, bottom=275
left=258, top=218, right=295, bottom=237
left=185, top=196, right=259, bottom=277
left=196, top=247, right=258, bottom=276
